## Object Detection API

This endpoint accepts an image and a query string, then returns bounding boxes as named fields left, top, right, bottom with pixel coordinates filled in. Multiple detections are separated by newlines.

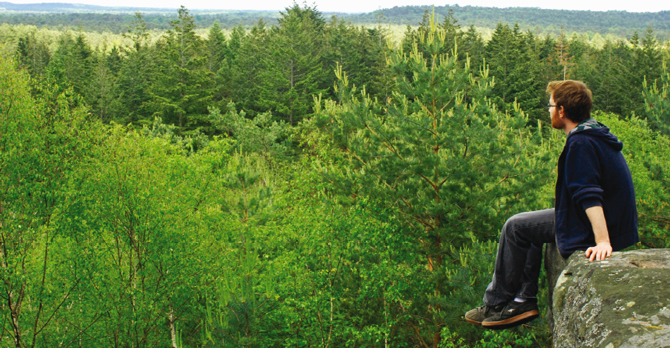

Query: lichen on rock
left=552, top=249, right=670, bottom=348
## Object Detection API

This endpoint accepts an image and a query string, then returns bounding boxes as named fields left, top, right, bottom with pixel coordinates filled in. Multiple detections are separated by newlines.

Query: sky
left=4, top=0, right=669, bottom=13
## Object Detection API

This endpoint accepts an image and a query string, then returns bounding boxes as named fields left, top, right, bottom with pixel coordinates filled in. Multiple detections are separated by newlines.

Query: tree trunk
left=169, top=309, right=178, bottom=348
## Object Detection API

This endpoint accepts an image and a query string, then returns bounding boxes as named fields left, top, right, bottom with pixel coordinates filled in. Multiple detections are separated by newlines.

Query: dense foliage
left=4, top=6, right=669, bottom=133
left=1, top=4, right=669, bottom=348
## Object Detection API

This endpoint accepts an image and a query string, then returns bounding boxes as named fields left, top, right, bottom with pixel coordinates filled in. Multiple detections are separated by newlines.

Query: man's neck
left=563, top=120, right=578, bottom=135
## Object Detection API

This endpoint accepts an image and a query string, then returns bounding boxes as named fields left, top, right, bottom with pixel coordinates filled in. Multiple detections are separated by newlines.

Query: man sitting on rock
left=465, top=80, right=639, bottom=330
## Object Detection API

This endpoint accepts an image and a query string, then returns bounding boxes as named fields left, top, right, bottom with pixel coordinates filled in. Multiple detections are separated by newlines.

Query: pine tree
left=115, top=12, right=154, bottom=127
left=637, top=27, right=663, bottom=113
left=148, top=6, right=213, bottom=134
left=219, top=25, right=247, bottom=108
left=206, top=22, right=230, bottom=108
left=16, top=31, right=51, bottom=78
left=462, top=25, right=485, bottom=69
left=200, top=153, right=278, bottom=347
left=570, top=34, right=598, bottom=89
left=640, top=27, right=662, bottom=78
left=314, top=14, right=552, bottom=345
left=88, top=46, right=122, bottom=122
left=322, top=18, right=390, bottom=102
left=617, top=33, right=645, bottom=116
left=486, top=23, right=517, bottom=106
left=225, top=25, right=245, bottom=65
left=548, top=29, right=575, bottom=80
left=438, top=8, right=463, bottom=59
left=206, top=22, right=227, bottom=74
left=323, top=18, right=365, bottom=93
left=362, top=26, right=394, bottom=101
left=485, top=23, right=544, bottom=122
left=401, top=8, right=464, bottom=63
left=226, top=20, right=269, bottom=118
left=400, top=24, right=416, bottom=56
left=260, top=3, right=328, bottom=125
left=643, top=62, right=670, bottom=136
left=592, top=41, right=631, bottom=115
left=630, top=30, right=640, bottom=47
left=47, top=31, right=95, bottom=99
left=508, top=30, right=545, bottom=124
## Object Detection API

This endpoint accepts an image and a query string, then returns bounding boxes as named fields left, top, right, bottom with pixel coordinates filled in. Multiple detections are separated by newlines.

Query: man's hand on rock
left=585, top=242, right=612, bottom=262
left=584, top=206, right=612, bottom=262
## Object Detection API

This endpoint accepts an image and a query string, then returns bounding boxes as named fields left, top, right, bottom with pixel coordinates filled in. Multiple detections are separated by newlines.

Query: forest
left=1, top=3, right=670, bottom=347
left=1, top=3, right=670, bottom=38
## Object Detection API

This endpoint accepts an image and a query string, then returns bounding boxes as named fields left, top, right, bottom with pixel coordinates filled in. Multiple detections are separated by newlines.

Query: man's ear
left=558, top=106, right=566, bottom=118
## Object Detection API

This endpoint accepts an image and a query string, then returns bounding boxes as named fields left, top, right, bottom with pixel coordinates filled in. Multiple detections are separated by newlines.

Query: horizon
left=1, top=0, right=669, bottom=14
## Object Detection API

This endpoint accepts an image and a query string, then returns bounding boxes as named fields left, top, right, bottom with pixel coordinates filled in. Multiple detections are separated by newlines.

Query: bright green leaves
left=3, top=8, right=670, bottom=348
left=199, top=149, right=279, bottom=347
left=209, top=103, right=292, bottom=161
left=0, top=50, right=101, bottom=348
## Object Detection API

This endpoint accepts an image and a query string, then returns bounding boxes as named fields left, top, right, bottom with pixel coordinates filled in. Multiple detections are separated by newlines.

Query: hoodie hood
left=568, top=118, right=623, bottom=152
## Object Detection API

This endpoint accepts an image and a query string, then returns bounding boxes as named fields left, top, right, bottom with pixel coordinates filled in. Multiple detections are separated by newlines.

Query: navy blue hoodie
left=554, top=123, right=639, bottom=258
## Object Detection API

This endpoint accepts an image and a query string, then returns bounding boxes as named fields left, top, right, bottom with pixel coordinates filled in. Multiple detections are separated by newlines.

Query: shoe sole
left=481, top=310, right=539, bottom=330
left=465, top=317, right=482, bottom=325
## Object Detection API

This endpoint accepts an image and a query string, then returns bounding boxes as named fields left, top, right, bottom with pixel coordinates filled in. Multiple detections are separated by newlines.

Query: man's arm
left=584, top=205, right=613, bottom=261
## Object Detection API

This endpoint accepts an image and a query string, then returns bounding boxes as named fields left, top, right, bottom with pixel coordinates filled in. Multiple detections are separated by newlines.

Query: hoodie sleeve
left=565, top=136, right=603, bottom=210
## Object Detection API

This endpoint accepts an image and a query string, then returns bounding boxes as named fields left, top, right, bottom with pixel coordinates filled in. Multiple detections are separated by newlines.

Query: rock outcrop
left=544, top=242, right=569, bottom=330
left=551, top=249, right=670, bottom=348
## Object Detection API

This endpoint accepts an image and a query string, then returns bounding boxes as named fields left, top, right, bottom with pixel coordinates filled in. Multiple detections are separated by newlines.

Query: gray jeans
left=483, top=209, right=556, bottom=307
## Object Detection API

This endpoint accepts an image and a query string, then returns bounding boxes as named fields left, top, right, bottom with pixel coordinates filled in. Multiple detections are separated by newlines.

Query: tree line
left=1, top=3, right=670, bottom=38
left=0, top=11, right=280, bottom=33
left=10, top=6, right=670, bottom=135
left=1, top=4, right=670, bottom=347
left=357, top=5, right=670, bottom=38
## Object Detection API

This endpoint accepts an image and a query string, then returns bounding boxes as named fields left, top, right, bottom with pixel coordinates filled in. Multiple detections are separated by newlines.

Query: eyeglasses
left=547, top=103, right=556, bottom=110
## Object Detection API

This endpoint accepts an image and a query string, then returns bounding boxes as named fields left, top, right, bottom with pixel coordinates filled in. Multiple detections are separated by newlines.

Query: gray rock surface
left=545, top=242, right=568, bottom=331
left=552, top=249, right=670, bottom=348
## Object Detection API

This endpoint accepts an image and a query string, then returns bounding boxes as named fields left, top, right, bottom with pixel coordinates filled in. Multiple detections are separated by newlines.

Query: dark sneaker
left=481, top=300, right=539, bottom=330
left=465, top=304, right=504, bottom=325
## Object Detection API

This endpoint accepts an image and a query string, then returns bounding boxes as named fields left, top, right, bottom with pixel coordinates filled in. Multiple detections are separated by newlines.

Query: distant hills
left=0, top=1, right=173, bottom=12
left=364, top=5, right=670, bottom=38
left=0, top=1, right=283, bottom=14
left=1, top=2, right=669, bottom=39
